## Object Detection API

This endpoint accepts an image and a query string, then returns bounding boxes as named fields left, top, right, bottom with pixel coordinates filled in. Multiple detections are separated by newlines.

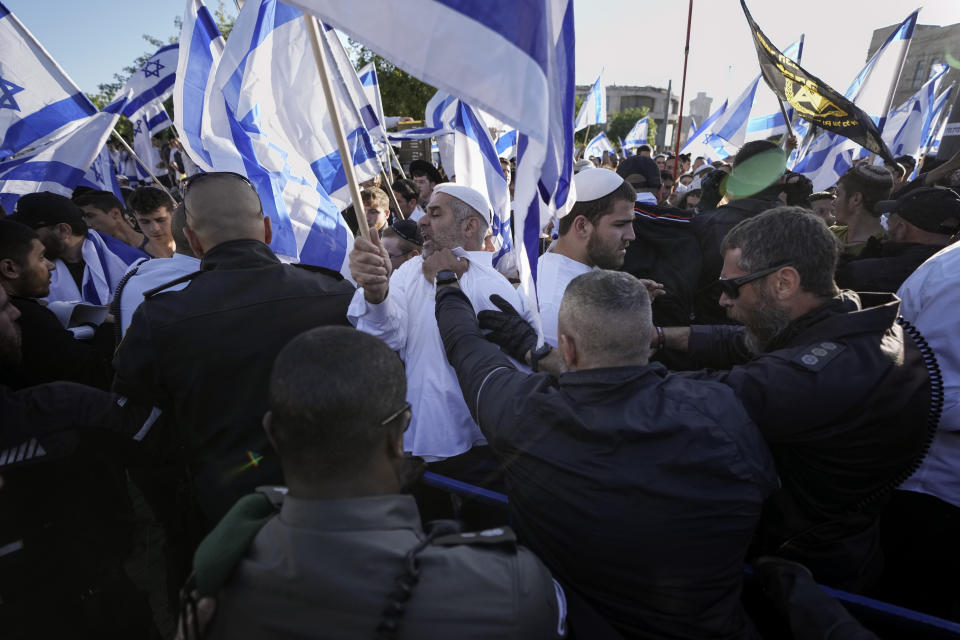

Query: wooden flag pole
left=777, top=99, right=795, bottom=149
left=385, top=140, right=407, bottom=181
left=672, top=0, right=694, bottom=179
left=110, top=130, right=166, bottom=187
left=304, top=15, right=370, bottom=241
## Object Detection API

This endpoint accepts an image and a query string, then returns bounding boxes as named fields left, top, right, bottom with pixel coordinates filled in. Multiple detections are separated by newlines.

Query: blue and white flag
left=794, top=11, right=918, bottom=190
left=495, top=128, right=517, bottom=159
left=0, top=2, right=97, bottom=159
left=618, top=136, right=628, bottom=157
left=117, top=44, right=179, bottom=118
left=919, top=83, right=954, bottom=169
left=130, top=100, right=171, bottom=185
left=686, top=118, right=697, bottom=144
left=680, top=98, right=732, bottom=161
left=78, top=143, right=124, bottom=198
left=883, top=65, right=948, bottom=169
left=583, top=131, right=614, bottom=159
left=624, top=116, right=648, bottom=148
left=358, top=62, right=387, bottom=138
left=0, top=99, right=124, bottom=212
left=173, top=0, right=225, bottom=172
left=574, top=72, right=605, bottom=132
left=927, top=103, right=952, bottom=157
left=290, top=0, right=577, bottom=337
left=744, top=39, right=803, bottom=142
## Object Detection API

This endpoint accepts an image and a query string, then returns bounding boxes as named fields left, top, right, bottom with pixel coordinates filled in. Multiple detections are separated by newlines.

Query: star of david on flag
left=142, top=60, right=164, bottom=78
left=0, top=76, right=24, bottom=111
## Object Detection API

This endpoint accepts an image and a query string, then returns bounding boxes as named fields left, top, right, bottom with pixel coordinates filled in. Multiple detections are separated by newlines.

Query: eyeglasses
left=380, top=402, right=411, bottom=426
left=716, top=262, right=791, bottom=299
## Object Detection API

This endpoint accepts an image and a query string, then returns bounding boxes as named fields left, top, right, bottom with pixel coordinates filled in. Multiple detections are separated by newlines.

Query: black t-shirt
left=63, top=259, right=85, bottom=291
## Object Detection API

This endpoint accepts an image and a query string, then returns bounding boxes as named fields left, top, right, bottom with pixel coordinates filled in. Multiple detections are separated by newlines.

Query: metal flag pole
left=110, top=130, right=166, bottom=187
left=672, top=0, right=694, bottom=179
left=303, top=15, right=371, bottom=241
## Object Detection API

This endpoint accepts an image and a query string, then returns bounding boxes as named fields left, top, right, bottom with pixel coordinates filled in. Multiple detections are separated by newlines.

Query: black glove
left=477, top=294, right=537, bottom=362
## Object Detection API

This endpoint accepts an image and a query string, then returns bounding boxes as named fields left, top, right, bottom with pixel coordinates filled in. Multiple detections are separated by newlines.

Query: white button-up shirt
left=536, top=251, right=592, bottom=347
left=896, top=242, right=960, bottom=508
left=348, top=249, right=533, bottom=461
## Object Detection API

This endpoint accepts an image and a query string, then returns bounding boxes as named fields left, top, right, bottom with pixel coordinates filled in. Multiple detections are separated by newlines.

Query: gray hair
left=721, top=206, right=839, bottom=299
left=558, top=271, right=652, bottom=366
left=449, top=195, right=489, bottom=249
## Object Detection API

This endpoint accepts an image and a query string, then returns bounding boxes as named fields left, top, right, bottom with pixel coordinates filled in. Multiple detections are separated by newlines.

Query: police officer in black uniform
left=112, top=173, right=355, bottom=597
left=659, top=207, right=933, bottom=591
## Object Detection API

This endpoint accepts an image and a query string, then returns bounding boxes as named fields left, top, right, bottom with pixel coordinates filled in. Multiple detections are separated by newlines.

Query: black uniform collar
left=200, top=239, right=280, bottom=271
left=559, top=362, right=667, bottom=388
left=766, top=290, right=901, bottom=352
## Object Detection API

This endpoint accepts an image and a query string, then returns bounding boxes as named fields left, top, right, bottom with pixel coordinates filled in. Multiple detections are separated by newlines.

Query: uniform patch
left=432, top=526, right=517, bottom=547
left=791, top=341, right=846, bottom=371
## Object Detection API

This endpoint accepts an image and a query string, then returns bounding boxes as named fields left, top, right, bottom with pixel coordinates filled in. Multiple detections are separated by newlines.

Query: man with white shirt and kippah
left=347, top=183, right=534, bottom=486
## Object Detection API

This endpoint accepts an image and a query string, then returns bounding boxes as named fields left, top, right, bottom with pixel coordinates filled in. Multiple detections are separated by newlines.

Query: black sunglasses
left=717, top=262, right=791, bottom=299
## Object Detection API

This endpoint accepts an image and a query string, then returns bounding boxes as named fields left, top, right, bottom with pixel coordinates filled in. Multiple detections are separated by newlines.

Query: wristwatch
left=529, top=342, right=552, bottom=372
left=435, top=269, right=459, bottom=286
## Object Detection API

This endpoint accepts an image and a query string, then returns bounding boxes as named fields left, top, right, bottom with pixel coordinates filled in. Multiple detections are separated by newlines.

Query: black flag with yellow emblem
left=741, top=0, right=895, bottom=162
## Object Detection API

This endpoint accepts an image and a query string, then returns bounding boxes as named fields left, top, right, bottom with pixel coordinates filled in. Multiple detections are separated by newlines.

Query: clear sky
left=5, top=0, right=960, bottom=113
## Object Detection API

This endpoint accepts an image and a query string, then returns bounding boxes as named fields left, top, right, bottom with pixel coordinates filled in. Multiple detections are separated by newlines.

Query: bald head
left=558, top=271, right=653, bottom=369
left=184, top=173, right=269, bottom=254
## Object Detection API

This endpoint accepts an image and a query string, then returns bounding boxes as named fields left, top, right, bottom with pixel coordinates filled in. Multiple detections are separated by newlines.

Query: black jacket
left=685, top=292, right=931, bottom=590
left=3, top=296, right=114, bottom=390
left=622, top=202, right=700, bottom=326
left=436, top=286, right=777, bottom=640
left=113, top=239, right=355, bottom=525
left=691, top=196, right=783, bottom=324
left=835, top=241, right=943, bottom=293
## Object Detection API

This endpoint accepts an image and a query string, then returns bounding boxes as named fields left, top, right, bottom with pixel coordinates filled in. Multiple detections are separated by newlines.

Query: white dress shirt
left=348, top=249, right=534, bottom=461
left=536, top=251, right=592, bottom=347
left=896, top=242, right=960, bottom=508
left=118, top=253, right=202, bottom=336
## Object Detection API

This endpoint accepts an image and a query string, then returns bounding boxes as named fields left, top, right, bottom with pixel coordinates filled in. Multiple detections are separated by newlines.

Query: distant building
left=867, top=21, right=960, bottom=111
left=680, top=91, right=714, bottom=148
left=575, top=84, right=681, bottom=148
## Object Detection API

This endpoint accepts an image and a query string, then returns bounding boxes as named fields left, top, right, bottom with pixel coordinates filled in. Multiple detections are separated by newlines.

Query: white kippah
left=432, top=182, right=492, bottom=225
left=573, top=168, right=625, bottom=202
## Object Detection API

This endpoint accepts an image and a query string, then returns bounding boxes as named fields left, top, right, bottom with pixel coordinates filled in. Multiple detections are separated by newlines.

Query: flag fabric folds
left=574, top=73, right=605, bottom=132
left=78, top=143, right=124, bottom=198
left=584, top=131, right=614, bottom=159
left=130, top=100, right=172, bottom=185
left=117, top=43, right=179, bottom=118
left=741, top=0, right=896, bottom=163
left=624, top=116, right=648, bottom=148
left=0, top=99, right=124, bottom=212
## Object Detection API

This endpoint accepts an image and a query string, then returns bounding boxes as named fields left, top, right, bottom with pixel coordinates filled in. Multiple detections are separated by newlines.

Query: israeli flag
left=358, top=62, right=388, bottom=143
left=618, top=136, right=628, bottom=157
left=495, top=128, right=517, bottom=159
left=574, top=72, right=605, bottom=132
left=919, top=83, right=954, bottom=169
left=78, top=143, right=124, bottom=198
left=130, top=100, right=171, bottom=185
left=290, top=0, right=577, bottom=336
left=173, top=0, right=225, bottom=172
left=744, top=39, right=803, bottom=142
left=794, top=10, right=919, bottom=190
left=883, top=65, right=947, bottom=169
left=583, top=131, right=614, bottom=159
left=624, top=116, right=648, bottom=148
left=680, top=98, right=730, bottom=161
left=0, top=98, right=124, bottom=213
left=928, top=103, right=952, bottom=156
left=117, top=44, right=179, bottom=118
left=0, top=2, right=97, bottom=159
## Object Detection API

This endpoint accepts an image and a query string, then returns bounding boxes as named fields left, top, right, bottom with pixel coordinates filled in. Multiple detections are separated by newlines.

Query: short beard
left=743, top=286, right=793, bottom=355
left=42, top=235, right=66, bottom=261
left=0, top=324, right=23, bottom=368
left=586, top=233, right=624, bottom=270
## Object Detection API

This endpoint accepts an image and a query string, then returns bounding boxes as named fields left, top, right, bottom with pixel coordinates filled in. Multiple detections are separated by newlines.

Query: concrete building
left=679, top=91, right=714, bottom=147
left=575, top=84, right=681, bottom=148
left=867, top=21, right=960, bottom=111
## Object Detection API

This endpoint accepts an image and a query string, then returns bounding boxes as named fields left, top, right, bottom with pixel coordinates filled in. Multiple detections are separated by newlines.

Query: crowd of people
left=1, top=130, right=959, bottom=639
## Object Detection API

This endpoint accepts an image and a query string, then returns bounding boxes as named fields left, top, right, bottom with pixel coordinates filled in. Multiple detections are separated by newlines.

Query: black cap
left=875, top=187, right=960, bottom=235
left=8, top=192, right=85, bottom=229
left=408, top=159, right=443, bottom=185
left=616, top=155, right=661, bottom=188
left=392, top=219, right=423, bottom=246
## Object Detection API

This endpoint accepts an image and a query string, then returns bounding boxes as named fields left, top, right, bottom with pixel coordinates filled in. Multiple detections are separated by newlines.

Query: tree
left=350, top=41, right=436, bottom=120
left=605, top=107, right=656, bottom=148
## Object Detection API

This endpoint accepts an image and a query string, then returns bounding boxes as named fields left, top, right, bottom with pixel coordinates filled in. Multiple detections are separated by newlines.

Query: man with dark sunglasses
left=658, top=207, right=932, bottom=593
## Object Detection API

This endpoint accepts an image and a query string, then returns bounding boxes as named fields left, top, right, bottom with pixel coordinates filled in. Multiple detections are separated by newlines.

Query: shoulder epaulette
left=432, top=526, right=518, bottom=548
left=791, top=341, right=846, bottom=372
left=290, top=262, right=345, bottom=281
left=143, top=270, right=205, bottom=299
